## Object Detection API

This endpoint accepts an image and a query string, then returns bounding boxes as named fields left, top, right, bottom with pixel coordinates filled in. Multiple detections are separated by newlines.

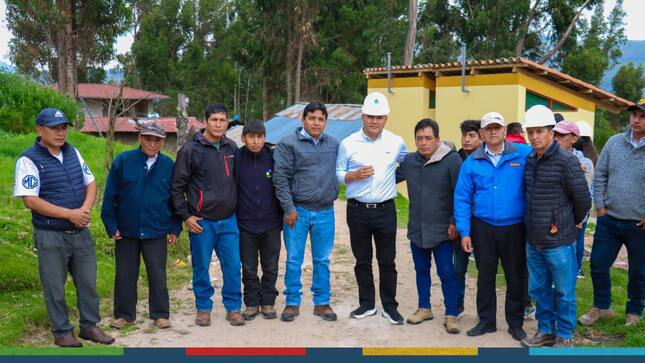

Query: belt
left=62, top=229, right=84, bottom=234
left=347, top=198, right=394, bottom=209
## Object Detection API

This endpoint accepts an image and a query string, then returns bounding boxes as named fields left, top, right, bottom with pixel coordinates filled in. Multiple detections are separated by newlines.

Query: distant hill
left=601, top=40, right=645, bottom=93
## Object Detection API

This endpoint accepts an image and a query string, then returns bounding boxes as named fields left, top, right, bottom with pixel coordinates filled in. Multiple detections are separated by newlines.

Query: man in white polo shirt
left=336, top=92, right=408, bottom=324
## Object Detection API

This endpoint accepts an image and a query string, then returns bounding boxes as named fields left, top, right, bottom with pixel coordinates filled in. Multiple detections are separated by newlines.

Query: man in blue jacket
left=273, top=101, right=339, bottom=322
left=101, top=121, right=182, bottom=330
left=454, top=112, right=531, bottom=341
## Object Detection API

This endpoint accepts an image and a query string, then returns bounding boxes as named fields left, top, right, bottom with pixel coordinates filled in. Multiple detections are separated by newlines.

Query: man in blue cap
left=13, top=108, right=114, bottom=347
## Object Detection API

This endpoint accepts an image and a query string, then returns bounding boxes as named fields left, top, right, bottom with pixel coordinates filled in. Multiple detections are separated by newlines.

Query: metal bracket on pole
left=387, top=52, right=394, bottom=94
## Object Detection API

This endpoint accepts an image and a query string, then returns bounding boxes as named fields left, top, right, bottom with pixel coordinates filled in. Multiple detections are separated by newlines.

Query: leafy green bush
left=0, top=71, right=83, bottom=133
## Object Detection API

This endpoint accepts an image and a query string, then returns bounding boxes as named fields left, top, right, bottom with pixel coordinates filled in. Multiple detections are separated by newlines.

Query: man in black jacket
left=171, top=104, right=244, bottom=327
left=235, top=120, right=282, bottom=321
left=520, top=105, right=591, bottom=348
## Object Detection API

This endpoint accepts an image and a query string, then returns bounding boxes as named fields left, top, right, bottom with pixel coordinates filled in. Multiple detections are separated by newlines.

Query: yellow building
left=365, top=57, right=633, bottom=149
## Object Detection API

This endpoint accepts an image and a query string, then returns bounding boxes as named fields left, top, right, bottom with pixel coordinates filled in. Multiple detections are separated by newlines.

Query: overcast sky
left=1, top=0, right=644, bottom=64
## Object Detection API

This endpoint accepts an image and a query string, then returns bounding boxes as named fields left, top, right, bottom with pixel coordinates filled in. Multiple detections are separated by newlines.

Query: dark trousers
left=114, top=237, right=169, bottom=321
left=591, top=215, right=645, bottom=316
left=347, top=200, right=398, bottom=310
left=239, top=226, right=281, bottom=307
left=471, top=218, right=526, bottom=329
left=34, top=228, right=101, bottom=338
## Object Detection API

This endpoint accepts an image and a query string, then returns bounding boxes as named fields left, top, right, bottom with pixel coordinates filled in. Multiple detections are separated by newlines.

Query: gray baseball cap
left=138, top=121, right=166, bottom=138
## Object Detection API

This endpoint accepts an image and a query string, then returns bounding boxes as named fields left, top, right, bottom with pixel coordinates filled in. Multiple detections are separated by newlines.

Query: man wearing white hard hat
left=579, top=99, right=645, bottom=328
left=336, top=92, right=408, bottom=324
left=521, top=105, right=591, bottom=348
left=454, top=111, right=532, bottom=341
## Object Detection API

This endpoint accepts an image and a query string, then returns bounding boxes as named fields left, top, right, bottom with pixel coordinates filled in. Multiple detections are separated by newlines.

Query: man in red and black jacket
left=171, top=104, right=244, bottom=327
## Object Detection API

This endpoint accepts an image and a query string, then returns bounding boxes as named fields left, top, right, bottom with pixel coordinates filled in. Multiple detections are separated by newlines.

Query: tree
left=561, top=0, right=626, bottom=86
left=404, top=0, right=419, bottom=65
left=6, top=0, right=131, bottom=96
left=612, top=63, right=645, bottom=103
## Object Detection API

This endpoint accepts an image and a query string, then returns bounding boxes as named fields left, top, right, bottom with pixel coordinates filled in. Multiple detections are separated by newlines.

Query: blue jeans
left=590, top=215, right=645, bottom=316
left=283, top=206, right=335, bottom=306
left=526, top=242, right=577, bottom=339
left=410, top=241, right=458, bottom=316
left=453, top=243, right=470, bottom=309
left=576, top=221, right=588, bottom=272
left=189, top=215, right=242, bottom=312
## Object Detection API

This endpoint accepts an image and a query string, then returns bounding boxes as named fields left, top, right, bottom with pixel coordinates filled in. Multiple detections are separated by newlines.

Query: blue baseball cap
left=36, top=108, right=72, bottom=127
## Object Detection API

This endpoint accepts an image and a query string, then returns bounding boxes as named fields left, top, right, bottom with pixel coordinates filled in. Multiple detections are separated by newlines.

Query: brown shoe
left=54, top=332, right=82, bottom=348
left=242, top=306, right=260, bottom=321
left=280, top=305, right=300, bottom=322
left=78, top=326, right=115, bottom=345
left=579, top=307, right=614, bottom=326
left=226, top=311, right=245, bottom=326
left=195, top=311, right=211, bottom=326
left=625, top=313, right=641, bottom=326
left=261, top=305, right=277, bottom=319
left=154, top=318, right=171, bottom=329
left=109, top=318, right=134, bottom=329
left=444, top=315, right=461, bottom=334
left=313, top=304, right=337, bottom=321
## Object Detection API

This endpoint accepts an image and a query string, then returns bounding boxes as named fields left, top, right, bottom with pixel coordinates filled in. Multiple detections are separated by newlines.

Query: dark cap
left=627, top=99, right=645, bottom=113
left=36, top=108, right=72, bottom=127
left=138, top=121, right=166, bottom=138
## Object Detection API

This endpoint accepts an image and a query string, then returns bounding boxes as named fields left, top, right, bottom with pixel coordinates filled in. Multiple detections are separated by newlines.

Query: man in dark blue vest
left=13, top=108, right=114, bottom=347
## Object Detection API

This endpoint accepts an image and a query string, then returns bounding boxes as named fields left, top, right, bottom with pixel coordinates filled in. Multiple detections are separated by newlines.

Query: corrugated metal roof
left=52, top=83, right=169, bottom=100
left=264, top=117, right=363, bottom=144
left=364, top=57, right=633, bottom=110
left=81, top=116, right=203, bottom=133
left=277, top=102, right=363, bottom=121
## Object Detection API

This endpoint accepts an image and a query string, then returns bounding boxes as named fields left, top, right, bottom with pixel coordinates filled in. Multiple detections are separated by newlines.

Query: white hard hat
left=362, top=92, right=390, bottom=116
left=481, top=112, right=506, bottom=128
left=524, top=105, right=555, bottom=128
left=576, top=121, right=593, bottom=137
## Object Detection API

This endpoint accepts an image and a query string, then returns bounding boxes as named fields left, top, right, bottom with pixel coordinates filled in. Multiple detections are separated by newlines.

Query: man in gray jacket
left=397, top=119, right=462, bottom=333
left=273, top=101, right=339, bottom=322
left=579, top=99, right=645, bottom=327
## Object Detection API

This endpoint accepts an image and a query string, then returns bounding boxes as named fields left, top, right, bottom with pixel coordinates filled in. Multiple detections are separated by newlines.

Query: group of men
left=14, top=93, right=644, bottom=347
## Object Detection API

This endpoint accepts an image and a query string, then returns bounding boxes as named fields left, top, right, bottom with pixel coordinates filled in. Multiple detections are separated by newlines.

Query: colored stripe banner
left=362, top=347, right=479, bottom=356
left=185, top=347, right=307, bottom=356
left=530, top=348, right=645, bottom=356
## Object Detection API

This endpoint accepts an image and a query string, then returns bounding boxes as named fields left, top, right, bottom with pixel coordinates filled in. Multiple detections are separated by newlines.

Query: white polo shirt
left=13, top=148, right=95, bottom=197
left=336, top=128, right=408, bottom=203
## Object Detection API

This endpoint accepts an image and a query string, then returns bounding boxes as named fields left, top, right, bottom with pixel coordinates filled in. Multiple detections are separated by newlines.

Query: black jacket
left=524, top=141, right=591, bottom=249
left=171, top=130, right=238, bottom=221
left=235, top=145, right=282, bottom=233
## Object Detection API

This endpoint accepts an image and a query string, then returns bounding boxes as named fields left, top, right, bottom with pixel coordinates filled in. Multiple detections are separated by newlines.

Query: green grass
left=338, top=184, right=410, bottom=228
left=0, top=131, right=191, bottom=346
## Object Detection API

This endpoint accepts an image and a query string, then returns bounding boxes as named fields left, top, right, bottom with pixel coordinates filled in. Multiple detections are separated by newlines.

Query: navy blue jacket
left=21, top=139, right=87, bottom=231
left=101, top=147, right=182, bottom=239
left=235, top=146, right=282, bottom=233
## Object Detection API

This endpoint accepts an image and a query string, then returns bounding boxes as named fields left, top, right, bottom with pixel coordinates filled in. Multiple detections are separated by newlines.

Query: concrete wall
left=367, top=77, right=437, bottom=148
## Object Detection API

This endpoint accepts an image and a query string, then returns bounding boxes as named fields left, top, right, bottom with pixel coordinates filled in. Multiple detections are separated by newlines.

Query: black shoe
left=349, top=306, right=377, bottom=319
left=382, top=308, right=404, bottom=325
left=553, top=337, right=573, bottom=347
left=466, top=322, right=497, bottom=336
left=280, top=305, right=300, bottom=322
left=508, top=327, right=527, bottom=341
